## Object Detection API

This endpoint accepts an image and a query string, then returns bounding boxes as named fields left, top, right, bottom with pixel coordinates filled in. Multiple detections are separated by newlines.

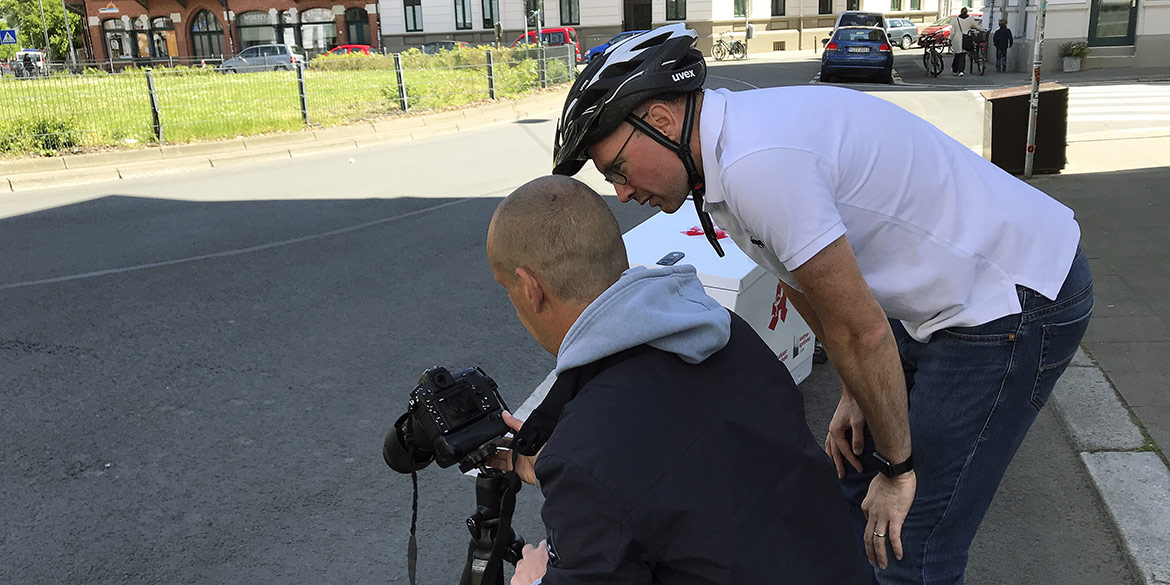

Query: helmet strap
left=626, top=92, right=725, bottom=257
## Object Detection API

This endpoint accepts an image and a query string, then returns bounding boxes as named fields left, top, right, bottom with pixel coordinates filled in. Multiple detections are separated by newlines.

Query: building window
left=846, top=0, right=860, bottom=10
left=482, top=0, right=499, bottom=28
left=819, top=0, right=832, bottom=15
left=734, top=0, right=746, bottom=17
left=103, top=19, right=131, bottom=59
left=772, top=0, right=785, bottom=16
left=301, top=7, right=337, bottom=57
left=454, top=0, right=472, bottom=29
left=148, top=17, right=178, bottom=59
left=667, top=0, right=686, bottom=20
left=560, top=0, right=579, bottom=25
left=237, top=11, right=276, bottom=50
left=404, top=0, right=423, bottom=32
left=911, top=0, right=921, bottom=8
left=189, top=10, right=225, bottom=58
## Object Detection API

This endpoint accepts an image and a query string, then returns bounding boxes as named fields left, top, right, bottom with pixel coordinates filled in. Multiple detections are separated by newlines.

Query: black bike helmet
left=552, top=24, right=724, bottom=257
left=552, top=23, right=706, bottom=177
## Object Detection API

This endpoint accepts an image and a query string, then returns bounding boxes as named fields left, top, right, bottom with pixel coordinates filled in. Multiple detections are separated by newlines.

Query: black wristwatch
left=872, top=452, right=914, bottom=477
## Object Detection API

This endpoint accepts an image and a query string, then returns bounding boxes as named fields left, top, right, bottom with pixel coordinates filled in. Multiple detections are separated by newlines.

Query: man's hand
left=825, top=390, right=867, bottom=478
left=510, top=539, right=549, bottom=585
left=485, top=411, right=539, bottom=485
left=862, top=471, right=916, bottom=569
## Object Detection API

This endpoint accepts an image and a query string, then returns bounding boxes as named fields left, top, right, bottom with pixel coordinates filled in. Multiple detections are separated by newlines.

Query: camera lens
left=383, top=413, right=435, bottom=473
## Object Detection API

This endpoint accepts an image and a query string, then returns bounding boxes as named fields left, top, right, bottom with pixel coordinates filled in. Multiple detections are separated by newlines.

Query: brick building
left=69, top=0, right=380, bottom=64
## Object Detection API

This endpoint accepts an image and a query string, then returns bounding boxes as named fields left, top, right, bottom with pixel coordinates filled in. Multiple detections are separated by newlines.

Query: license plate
left=848, top=47, right=869, bottom=53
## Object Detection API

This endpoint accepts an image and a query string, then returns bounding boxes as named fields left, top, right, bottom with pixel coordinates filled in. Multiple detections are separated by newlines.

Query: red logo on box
left=769, top=282, right=788, bottom=330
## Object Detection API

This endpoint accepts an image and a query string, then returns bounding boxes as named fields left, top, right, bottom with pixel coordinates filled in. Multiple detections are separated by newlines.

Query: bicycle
left=918, top=31, right=946, bottom=77
left=712, top=33, right=747, bottom=61
left=966, top=30, right=988, bottom=75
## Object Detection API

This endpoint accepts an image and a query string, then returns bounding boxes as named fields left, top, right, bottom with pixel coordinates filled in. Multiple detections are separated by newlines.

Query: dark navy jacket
left=532, top=312, right=868, bottom=584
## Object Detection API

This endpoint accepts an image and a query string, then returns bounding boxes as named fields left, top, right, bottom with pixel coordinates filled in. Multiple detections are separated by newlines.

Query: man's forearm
left=824, top=324, right=911, bottom=462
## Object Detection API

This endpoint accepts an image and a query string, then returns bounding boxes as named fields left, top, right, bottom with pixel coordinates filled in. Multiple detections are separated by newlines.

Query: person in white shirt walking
left=951, top=7, right=986, bottom=76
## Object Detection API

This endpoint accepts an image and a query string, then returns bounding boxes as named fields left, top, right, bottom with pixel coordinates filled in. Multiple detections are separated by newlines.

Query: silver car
left=885, top=18, right=920, bottom=50
left=219, top=44, right=307, bottom=73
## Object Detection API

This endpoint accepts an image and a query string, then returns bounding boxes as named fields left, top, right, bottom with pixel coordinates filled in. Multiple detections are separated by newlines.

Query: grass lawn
left=0, top=51, right=571, bottom=154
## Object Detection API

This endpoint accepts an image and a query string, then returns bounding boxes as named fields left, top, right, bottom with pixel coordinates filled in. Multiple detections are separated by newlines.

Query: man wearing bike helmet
left=551, top=23, right=1092, bottom=585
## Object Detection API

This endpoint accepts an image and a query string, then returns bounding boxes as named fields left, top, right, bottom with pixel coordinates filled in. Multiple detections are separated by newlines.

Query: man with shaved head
left=486, top=175, right=866, bottom=585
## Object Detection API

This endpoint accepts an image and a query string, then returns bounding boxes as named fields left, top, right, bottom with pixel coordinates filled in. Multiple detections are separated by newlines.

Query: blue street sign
left=0, top=30, right=17, bottom=45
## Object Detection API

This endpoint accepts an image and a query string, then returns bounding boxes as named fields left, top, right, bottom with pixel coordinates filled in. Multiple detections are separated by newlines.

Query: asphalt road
left=0, top=59, right=1138, bottom=584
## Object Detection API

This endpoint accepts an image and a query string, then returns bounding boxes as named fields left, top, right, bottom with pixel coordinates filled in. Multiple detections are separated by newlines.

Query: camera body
left=385, top=366, right=511, bottom=474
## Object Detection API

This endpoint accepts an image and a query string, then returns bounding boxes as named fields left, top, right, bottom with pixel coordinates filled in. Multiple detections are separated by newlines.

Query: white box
left=622, top=211, right=817, bottom=385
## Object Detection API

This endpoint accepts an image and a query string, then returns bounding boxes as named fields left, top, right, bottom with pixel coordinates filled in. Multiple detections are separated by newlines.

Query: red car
left=919, top=12, right=983, bottom=43
left=512, top=27, right=583, bottom=63
left=327, top=44, right=373, bottom=55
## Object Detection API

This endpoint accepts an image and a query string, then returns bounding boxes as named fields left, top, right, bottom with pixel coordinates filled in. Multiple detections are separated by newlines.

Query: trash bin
left=981, top=83, right=1068, bottom=175
left=622, top=210, right=817, bottom=384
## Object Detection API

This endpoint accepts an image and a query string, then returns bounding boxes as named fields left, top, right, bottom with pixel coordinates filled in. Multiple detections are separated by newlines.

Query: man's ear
left=515, top=267, right=546, bottom=312
left=644, top=101, right=680, bottom=142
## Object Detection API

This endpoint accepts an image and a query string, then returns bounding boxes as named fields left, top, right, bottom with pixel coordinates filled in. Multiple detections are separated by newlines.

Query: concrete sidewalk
left=0, top=88, right=570, bottom=193
left=1027, top=124, right=1170, bottom=585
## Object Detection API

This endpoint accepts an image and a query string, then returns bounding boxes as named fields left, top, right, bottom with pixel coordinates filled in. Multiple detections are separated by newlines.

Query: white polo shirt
left=698, top=86, right=1081, bottom=342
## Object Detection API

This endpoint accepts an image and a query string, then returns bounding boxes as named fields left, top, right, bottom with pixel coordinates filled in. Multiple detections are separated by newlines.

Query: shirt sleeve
left=535, top=454, right=652, bottom=585
left=719, top=148, right=846, bottom=271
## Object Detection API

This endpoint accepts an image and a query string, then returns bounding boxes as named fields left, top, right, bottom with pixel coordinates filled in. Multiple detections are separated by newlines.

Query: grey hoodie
left=554, top=265, right=732, bottom=376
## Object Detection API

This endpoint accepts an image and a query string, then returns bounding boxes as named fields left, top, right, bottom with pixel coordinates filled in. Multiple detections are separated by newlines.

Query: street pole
left=1024, top=0, right=1048, bottom=178
left=60, top=0, right=77, bottom=67
left=37, top=0, right=51, bottom=59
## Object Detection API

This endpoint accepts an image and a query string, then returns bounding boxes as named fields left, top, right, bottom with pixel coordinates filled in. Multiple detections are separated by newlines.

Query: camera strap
left=481, top=470, right=522, bottom=585
left=408, top=442, right=420, bottom=585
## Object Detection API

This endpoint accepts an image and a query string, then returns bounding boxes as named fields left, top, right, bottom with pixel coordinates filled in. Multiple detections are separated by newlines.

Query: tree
left=0, top=0, right=79, bottom=61
left=0, top=17, right=15, bottom=60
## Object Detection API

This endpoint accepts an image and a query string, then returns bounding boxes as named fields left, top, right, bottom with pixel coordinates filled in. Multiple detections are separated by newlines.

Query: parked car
left=919, top=12, right=983, bottom=43
left=219, top=44, right=307, bottom=73
left=820, top=26, right=894, bottom=84
left=420, top=40, right=472, bottom=54
left=885, top=17, right=920, bottom=49
left=14, top=50, right=46, bottom=77
left=326, top=44, right=373, bottom=56
left=585, top=29, right=648, bottom=63
left=512, top=27, right=583, bottom=63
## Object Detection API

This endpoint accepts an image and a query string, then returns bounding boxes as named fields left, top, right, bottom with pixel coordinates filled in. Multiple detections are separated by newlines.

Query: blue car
left=820, top=26, right=894, bottom=84
left=585, top=30, right=649, bottom=63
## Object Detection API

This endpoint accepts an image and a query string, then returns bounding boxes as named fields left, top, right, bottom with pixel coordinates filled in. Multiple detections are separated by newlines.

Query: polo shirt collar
left=698, top=88, right=728, bottom=207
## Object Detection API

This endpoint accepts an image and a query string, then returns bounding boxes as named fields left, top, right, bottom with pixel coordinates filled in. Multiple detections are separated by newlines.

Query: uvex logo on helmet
left=671, top=70, right=696, bottom=82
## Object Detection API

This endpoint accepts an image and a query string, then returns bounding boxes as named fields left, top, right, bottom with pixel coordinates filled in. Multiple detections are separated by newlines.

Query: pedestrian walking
left=994, top=19, right=1014, bottom=72
left=950, top=8, right=985, bottom=76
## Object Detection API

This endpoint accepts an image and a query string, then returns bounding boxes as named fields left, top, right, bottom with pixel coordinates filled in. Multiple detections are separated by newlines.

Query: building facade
left=70, top=0, right=381, bottom=64
left=993, top=0, right=1170, bottom=72
left=375, top=0, right=943, bottom=53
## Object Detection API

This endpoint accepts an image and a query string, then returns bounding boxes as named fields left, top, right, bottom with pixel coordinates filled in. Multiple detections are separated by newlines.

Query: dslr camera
left=383, top=366, right=511, bottom=474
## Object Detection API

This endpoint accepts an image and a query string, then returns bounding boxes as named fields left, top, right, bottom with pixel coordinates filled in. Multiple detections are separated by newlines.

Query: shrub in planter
left=1058, top=41, right=1089, bottom=58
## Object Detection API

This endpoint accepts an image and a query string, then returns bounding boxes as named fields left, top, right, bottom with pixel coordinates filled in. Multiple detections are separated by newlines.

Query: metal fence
left=0, top=45, right=575, bottom=155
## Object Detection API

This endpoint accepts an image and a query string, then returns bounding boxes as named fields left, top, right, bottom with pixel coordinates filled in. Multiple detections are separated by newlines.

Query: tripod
left=459, top=469, right=526, bottom=585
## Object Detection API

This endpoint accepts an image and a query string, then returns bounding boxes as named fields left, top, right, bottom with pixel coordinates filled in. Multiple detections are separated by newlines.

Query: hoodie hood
left=554, top=265, right=731, bottom=375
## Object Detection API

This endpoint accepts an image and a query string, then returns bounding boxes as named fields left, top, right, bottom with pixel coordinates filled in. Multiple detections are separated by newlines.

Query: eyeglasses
left=602, top=113, right=647, bottom=185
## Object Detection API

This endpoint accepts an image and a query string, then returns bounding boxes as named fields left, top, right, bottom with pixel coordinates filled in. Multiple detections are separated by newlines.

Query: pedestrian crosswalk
left=1068, top=84, right=1170, bottom=125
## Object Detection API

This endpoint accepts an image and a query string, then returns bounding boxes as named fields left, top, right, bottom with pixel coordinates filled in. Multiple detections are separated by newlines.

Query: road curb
left=0, top=87, right=569, bottom=193
left=1053, top=349, right=1170, bottom=585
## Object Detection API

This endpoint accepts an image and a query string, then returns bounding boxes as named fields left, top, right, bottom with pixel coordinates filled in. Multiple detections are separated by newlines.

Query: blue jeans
left=842, top=248, right=1093, bottom=585
left=995, top=48, right=1008, bottom=71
